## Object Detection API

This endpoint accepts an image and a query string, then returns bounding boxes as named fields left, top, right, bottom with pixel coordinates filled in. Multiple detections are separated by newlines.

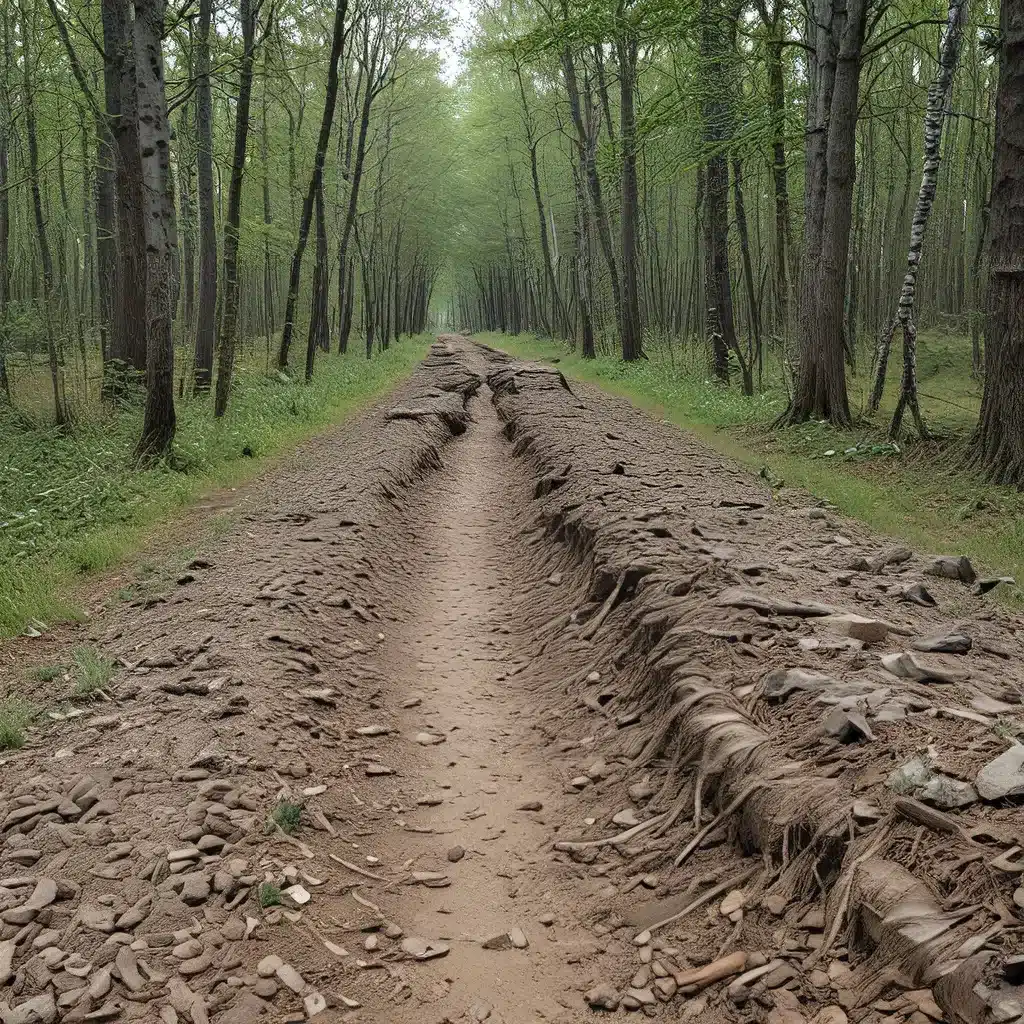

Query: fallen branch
left=674, top=781, right=766, bottom=868
left=329, top=853, right=389, bottom=882
left=579, top=571, right=626, bottom=641
left=553, top=813, right=665, bottom=852
left=644, top=865, right=759, bottom=938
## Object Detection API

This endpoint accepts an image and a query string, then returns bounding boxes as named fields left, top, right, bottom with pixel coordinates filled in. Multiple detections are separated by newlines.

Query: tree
left=194, top=0, right=217, bottom=392
left=971, top=0, right=1024, bottom=487
left=134, top=0, right=177, bottom=458
left=617, top=4, right=643, bottom=361
left=870, top=0, right=969, bottom=439
left=778, top=0, right=870, bottom=427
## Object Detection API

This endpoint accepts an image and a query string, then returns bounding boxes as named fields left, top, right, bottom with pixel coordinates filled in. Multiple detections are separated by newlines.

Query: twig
left=579, top=571, right=626, bottom=641
left=643, top=864, right=759, bottom=938
left=674, top=782, right=766, bottom=868
left=329, top=853, right=389, bottom=882
left=553, top=814, right=665, bottom=852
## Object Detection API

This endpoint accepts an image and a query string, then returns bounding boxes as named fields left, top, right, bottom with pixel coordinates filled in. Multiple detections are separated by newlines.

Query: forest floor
left=486, top=331, right=1024, bottom=606
left=0, top=338, right=432, bottom=638
left=1, top=336, right=1022, bottom=1024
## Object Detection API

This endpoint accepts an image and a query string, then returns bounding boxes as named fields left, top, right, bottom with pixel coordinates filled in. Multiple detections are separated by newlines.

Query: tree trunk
left=304, top=176, right=329, bottom=380
left=214, top=0, right=258, bottom=417
left=194, top=0, right=217, bottom=392
left=0, top=3, right=10, bottom=403
left=870, top=0, right=969, bottom=439
left=133, top=0, right=177, bottom=458
left=732, top=155, right=760, bottom=394
left=103, top=0, right=147, bottom=381
left=617, top=23, right=643, bottom=361
left=970, top=0, right=1024, bottom=486
left=277, top=0, right=349, bottom=368
left=778, top=0, right=867, bottom=427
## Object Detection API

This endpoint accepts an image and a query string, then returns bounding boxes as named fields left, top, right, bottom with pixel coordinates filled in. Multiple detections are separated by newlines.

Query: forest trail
left=2, top=338, right=1023, bottom=1024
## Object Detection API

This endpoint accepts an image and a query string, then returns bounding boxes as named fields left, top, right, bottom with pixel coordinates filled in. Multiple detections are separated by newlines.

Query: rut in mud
left=1, top=337, right=1023, bottom=1024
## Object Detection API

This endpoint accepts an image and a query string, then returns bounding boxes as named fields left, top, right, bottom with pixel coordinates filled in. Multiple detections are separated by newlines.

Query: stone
left=629, top=780, right=655, bottom=803
left=23, top=877, right=58, bottom=912
left=976, top=745, right=1024, bottom=801
left=926, top=555, right=976, bottom=585
left=115, top=947, right=145, bottom=992
left=3, top=992, right=57, bottom=1024
left=823, top=613, right=889, bottom=644
left=364, top=763, right=394, bottom=776
left=654, top=977, right=677, bottom=1001
left=414, top=732, right=445, bottom=746
left=417, top=793, right=444, bottom=806
left=919, top=775, right=978, bottom=810
left=0, top=939, right=15, bottom=985
left=812, top=1008, right=849, bottom=1024
left=253, top=979, right=277, bottom=998
left=516, top=800, right=543, bottom=811
left=627, top=987, right=656, bottom=1006
left=257, top=955, right=283, bottom=978
left=401, top=937, right=449, bottom=961
left=570, top=776, right=590, bottom=789
left=720, top=890, right=746, bottom=916
left=912, top=633, right=972, bottom=655
left=303, top=991, right=327, bottom=1017
left=173, top=939, right=204, bottom=960
left=180, top=874, right=211, bottom=905
left=221, top=918, right=246, bottom=942
left=538, top=913, right=555, bottom=926
left=585, top=983, right=620, bottom=1011
left=823, top=708, right=874, bottom=743
left=508, top=928, right=528, bottom=949
left=275, top=962, right=306, bottom=994
left=880, top=652, right=967, bottom=683
left=447, top=846, right=466, bottom=863
left=612, top=809, right=640, bottom=828
left=888, top=756, right=933, bottom=794
left=80, top=905, right=116, bottom=933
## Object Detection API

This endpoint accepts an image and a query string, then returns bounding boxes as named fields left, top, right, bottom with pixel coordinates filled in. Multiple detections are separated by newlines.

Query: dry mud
left=1, top=337, right=1022, bottom=1024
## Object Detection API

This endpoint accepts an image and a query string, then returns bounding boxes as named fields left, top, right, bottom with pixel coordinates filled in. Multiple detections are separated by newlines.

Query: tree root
left=674, top=781, right=766, bottom=868
left=553, top=813, right=665, bottom=852
left=642, top=864, right=759, bottom=938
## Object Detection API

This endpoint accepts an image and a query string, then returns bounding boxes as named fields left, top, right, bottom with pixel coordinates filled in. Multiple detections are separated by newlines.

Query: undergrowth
left=486, top=331, right=1024, bottom=600
left=71, top=646, right=116, bottom=699
left=0, top=697, right=36, bottom=751
left=0, top=338, right=430, bottom=637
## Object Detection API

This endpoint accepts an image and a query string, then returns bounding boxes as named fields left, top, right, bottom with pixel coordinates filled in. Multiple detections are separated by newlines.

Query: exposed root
left=674, top=781, right=766, bottom=869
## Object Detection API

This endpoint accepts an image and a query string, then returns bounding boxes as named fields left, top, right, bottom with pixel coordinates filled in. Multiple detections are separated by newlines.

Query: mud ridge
left=481, top=344, right=1023, bottom=1024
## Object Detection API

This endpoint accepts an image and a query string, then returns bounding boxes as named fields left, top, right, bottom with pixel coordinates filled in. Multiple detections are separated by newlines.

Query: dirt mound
left=484, top=348, right=1024, bottom=1023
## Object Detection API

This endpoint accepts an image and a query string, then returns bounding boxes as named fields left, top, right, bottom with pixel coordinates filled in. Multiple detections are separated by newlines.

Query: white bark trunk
left=870, top=0, right=969, bottom=433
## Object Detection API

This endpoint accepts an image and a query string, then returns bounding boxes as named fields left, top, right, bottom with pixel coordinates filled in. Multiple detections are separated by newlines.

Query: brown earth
left=1, top=337, right=1023, bottom=1024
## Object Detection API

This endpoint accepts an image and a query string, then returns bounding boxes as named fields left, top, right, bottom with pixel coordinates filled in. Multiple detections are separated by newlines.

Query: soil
left=1, top=337, right=1022, bottom=1024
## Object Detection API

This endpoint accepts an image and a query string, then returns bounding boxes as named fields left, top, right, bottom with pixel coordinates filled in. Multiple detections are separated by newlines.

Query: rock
left=975, top=577, right=1015, bottom=596
left=173, top=939, right=204, bottom=960
left=447, top=846, right=466, bottom=863
left=880, top=651, right=967, bottom=683
left=812, top=1008, right=848, bottom=1024
left=79, top=905, right=116, bottom=933
left=414, top=732, right=445, bottom=746
left=654, top=977, right=677, bottom=1001
left=3, top=992, right=57, bottom=1024
left=912, top=633, right=973, bottom=654
left=918, top=775, right=978, bottom=810
left=401, top=937, right=449, bottom=961
left=180, top=874, right=211, bottom=905
left=763, top=667, right=837, bottom=701
left=626, top=987, right=656, bottom=1007
left=976, top=744, right=1024, bottom=801
left=483, top=933, right=513, bottom=950
left=509, top=928, right=528, bottom=949
left=926, top=556, right=976, bottom=585
left=720, top=891, right=746, bottom=917
left=629, top=780, right=655, bottom=803
left=115, top=947, right=145, bottom=992
left=282, top=885, right=310, bottom=906
left=901, top=582, right=937, bottom=607
left=516, top=800, right=543, bottom=811
left=22, top=878, right=58, bottom=912
left=612, top=809, right=640, bottom=828
left=257, top=955, right=283, bottom=978
left=585, top=983, right=620, bottom=1011
left=417, top=793, right=444, bottom=806
left=303, top=991, right=327, bottom=1017
left=0, top=939, right=15, bottom=985
left=218, top=992, right=268, bottom=1023
left=762, top=894, right=788, bottom=916
left=823, top=613, right=889, bottom=644
left=570, top=776, right=590, bottom=789
left=538, top=913, right=555, bottom=926
left=888, top=756, right=933, bottom=794
left=275, top=962, right=305, bottom=994
left=823, top=708, right=874, bottom=743
left=364, top=763, right=394, bottom=776
left=353, top=725, right=390, bottom=736
left=673, top=952, right=747, bottom=992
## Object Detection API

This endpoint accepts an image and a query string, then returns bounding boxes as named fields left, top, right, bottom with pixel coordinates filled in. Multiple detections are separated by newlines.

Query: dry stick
left=553, top=813, right=665, bottom=852
left=674, top=781, right=766, bottom=868
left=579, top=571, right=626, bottom=641
left=643, top=864, right=760, bottom=938
left=329, top=853, right=389, bottom=882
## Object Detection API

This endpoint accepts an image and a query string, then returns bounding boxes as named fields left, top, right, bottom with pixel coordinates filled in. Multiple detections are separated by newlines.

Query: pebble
left=517, top=800, right=543, bottom=811
left=253, top=979, right=278, bottom=998
left=257, top=955, right=283, bottom=978
left=570, top=776, right=590, bottom=789
left=415, top=732, right=445, bottom=746
left=401, top=936, right=449, bottom=960
left=447, top=846, right=466, bottom=863
left=418, top=792, right=444, bottom=806
left=612, top=809, right=639, bottom=828
left=275, top=962, right=306, bottom=994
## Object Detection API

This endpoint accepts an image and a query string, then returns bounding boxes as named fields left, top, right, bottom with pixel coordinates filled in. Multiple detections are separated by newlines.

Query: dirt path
left=372, top=387, right=592, bottom=1022
left=1, top=337, right=1023, bottom=1024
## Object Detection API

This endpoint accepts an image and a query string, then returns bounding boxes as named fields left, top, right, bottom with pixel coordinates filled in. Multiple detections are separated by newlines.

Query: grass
left=271, top=800, right=302, bottom=835
left=0, top=697, right=36, bottom=751
left=0, top=337, right=431, bottom=637
left=71, top=646, right=116, bottom=699
left=484, top=330, right=1024, bottom=598
left=258, top=882, right=283, bottom=908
